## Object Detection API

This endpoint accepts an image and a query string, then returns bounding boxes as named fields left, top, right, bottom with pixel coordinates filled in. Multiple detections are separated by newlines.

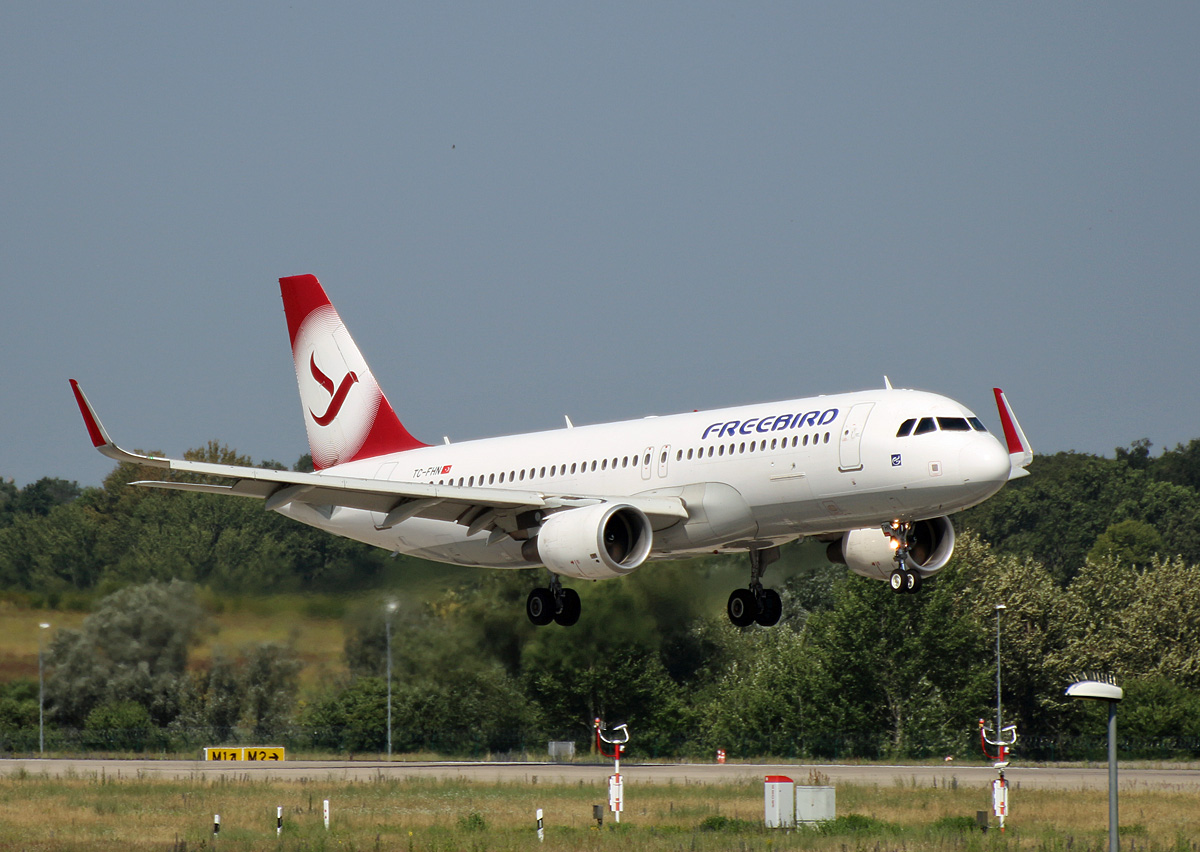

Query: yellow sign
left=204, top=747, right=285, bottom=761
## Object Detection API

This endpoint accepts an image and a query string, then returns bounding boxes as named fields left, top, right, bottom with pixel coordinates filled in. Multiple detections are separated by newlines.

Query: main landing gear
left=727, top=546, right=783, bottom=627
left=883, top=520, right=923, bottom=594
left=526, top=573, right=581, bottom=627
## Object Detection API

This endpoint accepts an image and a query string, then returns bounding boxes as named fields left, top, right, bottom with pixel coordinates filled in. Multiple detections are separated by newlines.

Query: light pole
left=38, top=622, right=49, bottom=756
left=994, top=604, right=1006, bottom=738
left=1067, top=675, right=1123, bottom=852
left=385, top=600, right=397, bottom=760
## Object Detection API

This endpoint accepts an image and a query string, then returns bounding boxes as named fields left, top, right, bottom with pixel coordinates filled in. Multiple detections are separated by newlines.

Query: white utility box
left=796, top=785, right=836, bottom=823
left=764, top=775, right=795, bottom=827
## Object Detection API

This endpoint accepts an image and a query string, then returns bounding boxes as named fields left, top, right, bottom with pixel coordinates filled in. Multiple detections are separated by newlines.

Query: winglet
left=69, top=380, right=169, bottom=468
left=993, top=388, right=1033, bottom=478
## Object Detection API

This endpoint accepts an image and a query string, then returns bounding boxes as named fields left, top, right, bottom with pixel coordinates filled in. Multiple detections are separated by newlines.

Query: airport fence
left=4, top=725, right=1200, bottom=762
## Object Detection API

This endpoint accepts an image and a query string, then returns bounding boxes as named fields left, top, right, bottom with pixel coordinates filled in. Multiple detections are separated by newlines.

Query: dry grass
left=0, top=597, right=347, bottom=691
left=0, top=771, right=1196, bottom=851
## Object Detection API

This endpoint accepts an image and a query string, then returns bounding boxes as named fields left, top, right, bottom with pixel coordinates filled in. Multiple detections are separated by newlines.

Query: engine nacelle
left=525, top=503, right=654, bottom=580
left=826, top=517, right=956, bottom=581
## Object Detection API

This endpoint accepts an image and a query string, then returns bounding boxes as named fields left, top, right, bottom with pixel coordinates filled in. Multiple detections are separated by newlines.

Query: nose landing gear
left=883, top=521, right=924, bottom=594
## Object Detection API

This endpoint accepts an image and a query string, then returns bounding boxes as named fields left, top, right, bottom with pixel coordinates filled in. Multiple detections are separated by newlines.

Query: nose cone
left=959, top=435, right=1011, bottom=489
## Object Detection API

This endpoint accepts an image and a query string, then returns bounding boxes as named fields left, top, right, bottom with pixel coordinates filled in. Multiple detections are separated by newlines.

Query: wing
left=70, top=381, right=687, bottom=536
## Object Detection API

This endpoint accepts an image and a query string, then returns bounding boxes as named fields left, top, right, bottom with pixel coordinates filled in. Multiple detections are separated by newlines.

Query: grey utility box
left=547, top=741, right=575, bottom=761
left=796, top=786, right=836, bottom=823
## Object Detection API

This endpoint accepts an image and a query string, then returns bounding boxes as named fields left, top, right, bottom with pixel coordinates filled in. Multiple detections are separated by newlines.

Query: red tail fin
left=279, top=275, right=426, bottom=469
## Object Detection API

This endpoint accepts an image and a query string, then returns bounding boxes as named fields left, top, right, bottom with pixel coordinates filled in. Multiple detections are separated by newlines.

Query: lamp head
left=1066, top=673, right=1123, bottom=702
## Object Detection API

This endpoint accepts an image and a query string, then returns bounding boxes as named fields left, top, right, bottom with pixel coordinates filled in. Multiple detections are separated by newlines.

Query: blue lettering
left=699, top=408, right=840, bottom=438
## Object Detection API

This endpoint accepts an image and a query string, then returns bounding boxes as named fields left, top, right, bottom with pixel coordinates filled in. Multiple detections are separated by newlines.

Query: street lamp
left=994, top=604, right=1006, bottom=740
left=385, top=600, right=398, bottom=760
left=38, top=622, right=49, bottom=756
left=1067, top=674, right=1123, bottom=852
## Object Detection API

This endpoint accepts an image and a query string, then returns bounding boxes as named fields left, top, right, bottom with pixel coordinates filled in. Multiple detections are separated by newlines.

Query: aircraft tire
left=526, top=588, right=555, bottom=626
left=756, top=589, right=782, bottom=627
left=727, top=589, right=757, bottom=627
left=554, top=588, right=582, bottom=626
left=889, top=569, right=907, bottom=593
left=905, top=571, right=922, bottom=594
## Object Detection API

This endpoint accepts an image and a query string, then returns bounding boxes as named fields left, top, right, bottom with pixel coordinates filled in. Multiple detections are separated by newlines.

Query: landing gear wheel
left=526, top=588, right=554, bottom=626
left=904, top=571, right=922, bottom=594
left=727, top=589, right=757, bottom=627
left=554, top=588, right=582, bottom=626
left=756, top=589, right=783, bottom=627
left=889, top=569, right=907, bottom=593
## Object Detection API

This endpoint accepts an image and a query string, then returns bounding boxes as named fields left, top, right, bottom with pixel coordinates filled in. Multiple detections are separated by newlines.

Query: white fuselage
left=279, top=387, right=1012, bottom=569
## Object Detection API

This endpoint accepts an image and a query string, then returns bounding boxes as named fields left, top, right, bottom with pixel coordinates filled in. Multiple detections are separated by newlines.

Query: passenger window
left=896, top=419, right=916, bottom=437
left=570, top=463, right=577, bottom=474
left=738, top=443, right=745, bottom=454
left=937, top=417, right=971, bottom=431
left=914, top=418, right=937, bottom=435
left=591, top=460, right=597, bottom=472
left=601, top=459, right=608, bottom=471
left=540, top=467, right=546, bottom=478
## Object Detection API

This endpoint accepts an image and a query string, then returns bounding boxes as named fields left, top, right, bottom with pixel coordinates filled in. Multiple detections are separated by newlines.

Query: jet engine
left=826, top=516, right=956, bottom=581
left=523, top=503, right=654, bottom=580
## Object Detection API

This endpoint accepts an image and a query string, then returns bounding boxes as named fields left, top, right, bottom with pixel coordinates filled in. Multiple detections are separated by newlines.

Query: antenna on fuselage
left=564, top=415, right=574, bottom=429
left=884, top=376, right=894, bottom=390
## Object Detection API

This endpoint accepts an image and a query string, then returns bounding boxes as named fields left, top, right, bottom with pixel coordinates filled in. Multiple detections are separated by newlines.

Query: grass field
left=0, top=770, right=1197, bottom=851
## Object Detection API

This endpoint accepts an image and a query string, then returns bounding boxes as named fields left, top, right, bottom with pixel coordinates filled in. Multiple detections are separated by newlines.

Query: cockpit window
left=937, top=417, right=972, bottom=432
left=969, top=417, right=987, bottom=432
left=896, top=419, right=916, bottom=438
left=913, top=417, right=937, bottom=435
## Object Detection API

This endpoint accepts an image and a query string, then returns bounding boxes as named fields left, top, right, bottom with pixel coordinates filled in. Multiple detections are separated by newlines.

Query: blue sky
left=3, top=3, right=1198, bottom=488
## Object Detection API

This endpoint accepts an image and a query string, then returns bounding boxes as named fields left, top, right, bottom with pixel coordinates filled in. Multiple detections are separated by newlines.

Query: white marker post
left=213, top=814, right=220, bottom=845
left=323, top=799, right=330, bottom=830
left=536, top=808, right=544, bottom=842
left=277, top=806, right=283, bottom=836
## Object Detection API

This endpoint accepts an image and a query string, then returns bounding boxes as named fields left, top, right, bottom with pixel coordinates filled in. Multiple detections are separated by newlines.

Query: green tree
left=241, top=642, right=302, bottom=740
left=83, top=700, right=154, bottom=751
left=45, top=580, right=209, bottom=727
left=1086, top=519, right=1163, bottom=568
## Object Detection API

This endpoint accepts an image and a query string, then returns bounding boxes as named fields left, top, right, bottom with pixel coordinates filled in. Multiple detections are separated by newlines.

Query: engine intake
left=524, top=503, right=654, bottom=580
left=826, top=516, right=956, bottom=581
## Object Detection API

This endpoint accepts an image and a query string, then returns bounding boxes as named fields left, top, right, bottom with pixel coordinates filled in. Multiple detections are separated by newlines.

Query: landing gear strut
left=727, top=547, right=783, bottom=627
left=526, top=573, right=581, bottom=627
left=883, top=521, right=923, bottom=594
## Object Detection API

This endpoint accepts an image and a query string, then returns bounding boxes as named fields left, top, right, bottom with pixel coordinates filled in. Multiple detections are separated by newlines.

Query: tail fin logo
left=309, top=354, right=359, bottom=427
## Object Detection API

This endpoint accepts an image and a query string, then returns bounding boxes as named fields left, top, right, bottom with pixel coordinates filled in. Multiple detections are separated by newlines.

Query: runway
left=2, top=758, right=1197, bottom=791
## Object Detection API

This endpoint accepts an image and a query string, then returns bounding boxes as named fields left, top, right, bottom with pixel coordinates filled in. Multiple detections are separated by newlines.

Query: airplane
left=71, top=274, right=1033, bottom=628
